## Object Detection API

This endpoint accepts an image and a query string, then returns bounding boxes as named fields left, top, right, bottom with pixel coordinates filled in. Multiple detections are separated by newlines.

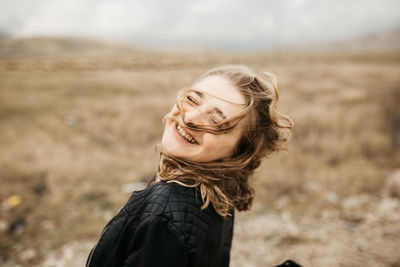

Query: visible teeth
left=177, top=124, right=196, bottom=144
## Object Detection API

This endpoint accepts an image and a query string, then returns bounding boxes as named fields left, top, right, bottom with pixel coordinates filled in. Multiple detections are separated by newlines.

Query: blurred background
left=1, top=0, right=400, bottom=266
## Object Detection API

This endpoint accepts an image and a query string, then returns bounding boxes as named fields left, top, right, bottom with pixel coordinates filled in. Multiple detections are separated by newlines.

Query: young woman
left=86, top=65, right=293, bottom=267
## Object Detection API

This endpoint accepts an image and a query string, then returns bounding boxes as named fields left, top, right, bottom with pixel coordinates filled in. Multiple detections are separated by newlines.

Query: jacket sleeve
left=123, top=215, right=187, bottom=267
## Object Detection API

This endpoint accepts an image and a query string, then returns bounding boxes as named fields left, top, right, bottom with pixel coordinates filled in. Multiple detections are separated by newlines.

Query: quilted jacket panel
left=86, top=179, right=234, bottom=267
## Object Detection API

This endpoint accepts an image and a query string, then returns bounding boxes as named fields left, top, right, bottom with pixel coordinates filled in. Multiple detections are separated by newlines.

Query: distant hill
left=0, top=37, right=149, bottom=60
left=0, top=36, right=218, bottom=71
left=1, top=30, right=399, bottom=60
left=291, top=29, right=400, bottom=52
left=0, top=34, right=398, bottom=71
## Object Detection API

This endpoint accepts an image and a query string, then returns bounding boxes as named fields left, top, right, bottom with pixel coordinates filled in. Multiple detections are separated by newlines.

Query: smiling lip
left=173, top=122, right=199, bottom=145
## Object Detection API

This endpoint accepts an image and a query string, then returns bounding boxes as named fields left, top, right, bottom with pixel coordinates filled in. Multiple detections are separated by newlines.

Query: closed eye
left=186, top=95, right=199, bottom=105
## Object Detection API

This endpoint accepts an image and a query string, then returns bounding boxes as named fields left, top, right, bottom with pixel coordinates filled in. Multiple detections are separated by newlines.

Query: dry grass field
left=1, top=38, right=400, bottom=266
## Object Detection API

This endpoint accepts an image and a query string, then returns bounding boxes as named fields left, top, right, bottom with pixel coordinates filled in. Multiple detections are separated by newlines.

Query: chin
left=161, top=122, right=185, bottom=157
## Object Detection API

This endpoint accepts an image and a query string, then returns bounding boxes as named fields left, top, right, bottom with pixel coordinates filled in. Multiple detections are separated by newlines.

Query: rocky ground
left=4, top=170, right=399, bottom=267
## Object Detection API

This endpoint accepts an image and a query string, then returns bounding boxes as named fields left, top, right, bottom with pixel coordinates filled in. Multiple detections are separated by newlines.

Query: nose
left=183, top=108, right=206, bottom=126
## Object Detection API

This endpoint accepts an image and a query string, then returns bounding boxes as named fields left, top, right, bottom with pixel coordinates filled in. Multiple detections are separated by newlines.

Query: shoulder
left=124, top=181, right=229, bottom=249
left=123, top=181, right=201, bottom=217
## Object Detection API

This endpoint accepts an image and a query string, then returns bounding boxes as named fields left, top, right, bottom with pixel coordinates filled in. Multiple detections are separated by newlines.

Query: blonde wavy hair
left=157, top=65, right=293, bottom=218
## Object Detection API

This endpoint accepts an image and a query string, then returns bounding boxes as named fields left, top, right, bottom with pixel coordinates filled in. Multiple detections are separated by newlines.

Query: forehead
left=192, top=75, right=246, bottom=105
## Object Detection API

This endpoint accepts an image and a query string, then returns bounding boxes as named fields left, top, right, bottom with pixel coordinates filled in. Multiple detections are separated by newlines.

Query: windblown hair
left=157, top=65, right=294, bottom=218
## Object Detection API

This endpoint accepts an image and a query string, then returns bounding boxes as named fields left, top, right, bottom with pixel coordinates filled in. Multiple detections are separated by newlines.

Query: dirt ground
left=1, top=38, right=400, bottom=266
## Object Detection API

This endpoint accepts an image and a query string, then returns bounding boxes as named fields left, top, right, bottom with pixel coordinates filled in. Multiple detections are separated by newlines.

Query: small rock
left=341, top=194, right=372, bottom=221
left=376, top=198, right=400, bottom=221
left=324, top=192, right=338, bottom=204
left=382, top=169, right=400, bottom=198
left=62, top=245, right=74, bottom=260
left=0, top=219, right=8, bottom=232
left=274, top=196, right=290, bottom=210
left=21, top=249, right=37, bottom=263
left=307, top=181, right=323, bottom=192
left=286, top=222, right=300, bottom=237
left=41, top=220, right=55, bottom=231
left=320, top=209, right=339, bottom=221
left=120, top=182, right=147, bottom=193
left=65, top=115, right=77, bottom=126
left=281, top=211, right=299, bottom=237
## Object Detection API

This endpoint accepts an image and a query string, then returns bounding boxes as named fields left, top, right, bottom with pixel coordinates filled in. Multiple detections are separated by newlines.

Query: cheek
left=202, top=134, right=220, bottom=148
left=202, top=133, right=240, bottom=153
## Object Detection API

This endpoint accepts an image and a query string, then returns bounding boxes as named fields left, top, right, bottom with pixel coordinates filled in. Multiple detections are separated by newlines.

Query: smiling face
left=161, top=75, right=247, bottom=162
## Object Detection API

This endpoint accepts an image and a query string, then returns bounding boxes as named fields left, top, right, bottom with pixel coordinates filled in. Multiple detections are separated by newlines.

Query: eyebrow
left=193, top=90, right=204, bottom=98
left=192, top=90, right=227, bottom=120
left=214, top=107, right=227, bottom=120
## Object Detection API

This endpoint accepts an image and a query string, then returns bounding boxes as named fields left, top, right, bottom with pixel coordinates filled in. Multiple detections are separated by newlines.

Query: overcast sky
left=1, top=0, right=399, bottom=50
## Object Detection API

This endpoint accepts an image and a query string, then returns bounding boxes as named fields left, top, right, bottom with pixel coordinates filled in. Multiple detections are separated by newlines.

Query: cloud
left=0, top=0, right=399, bottom=49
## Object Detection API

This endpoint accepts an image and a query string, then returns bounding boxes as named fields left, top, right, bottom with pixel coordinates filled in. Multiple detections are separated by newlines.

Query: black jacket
left=86, top=179, right=234, bottom=267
